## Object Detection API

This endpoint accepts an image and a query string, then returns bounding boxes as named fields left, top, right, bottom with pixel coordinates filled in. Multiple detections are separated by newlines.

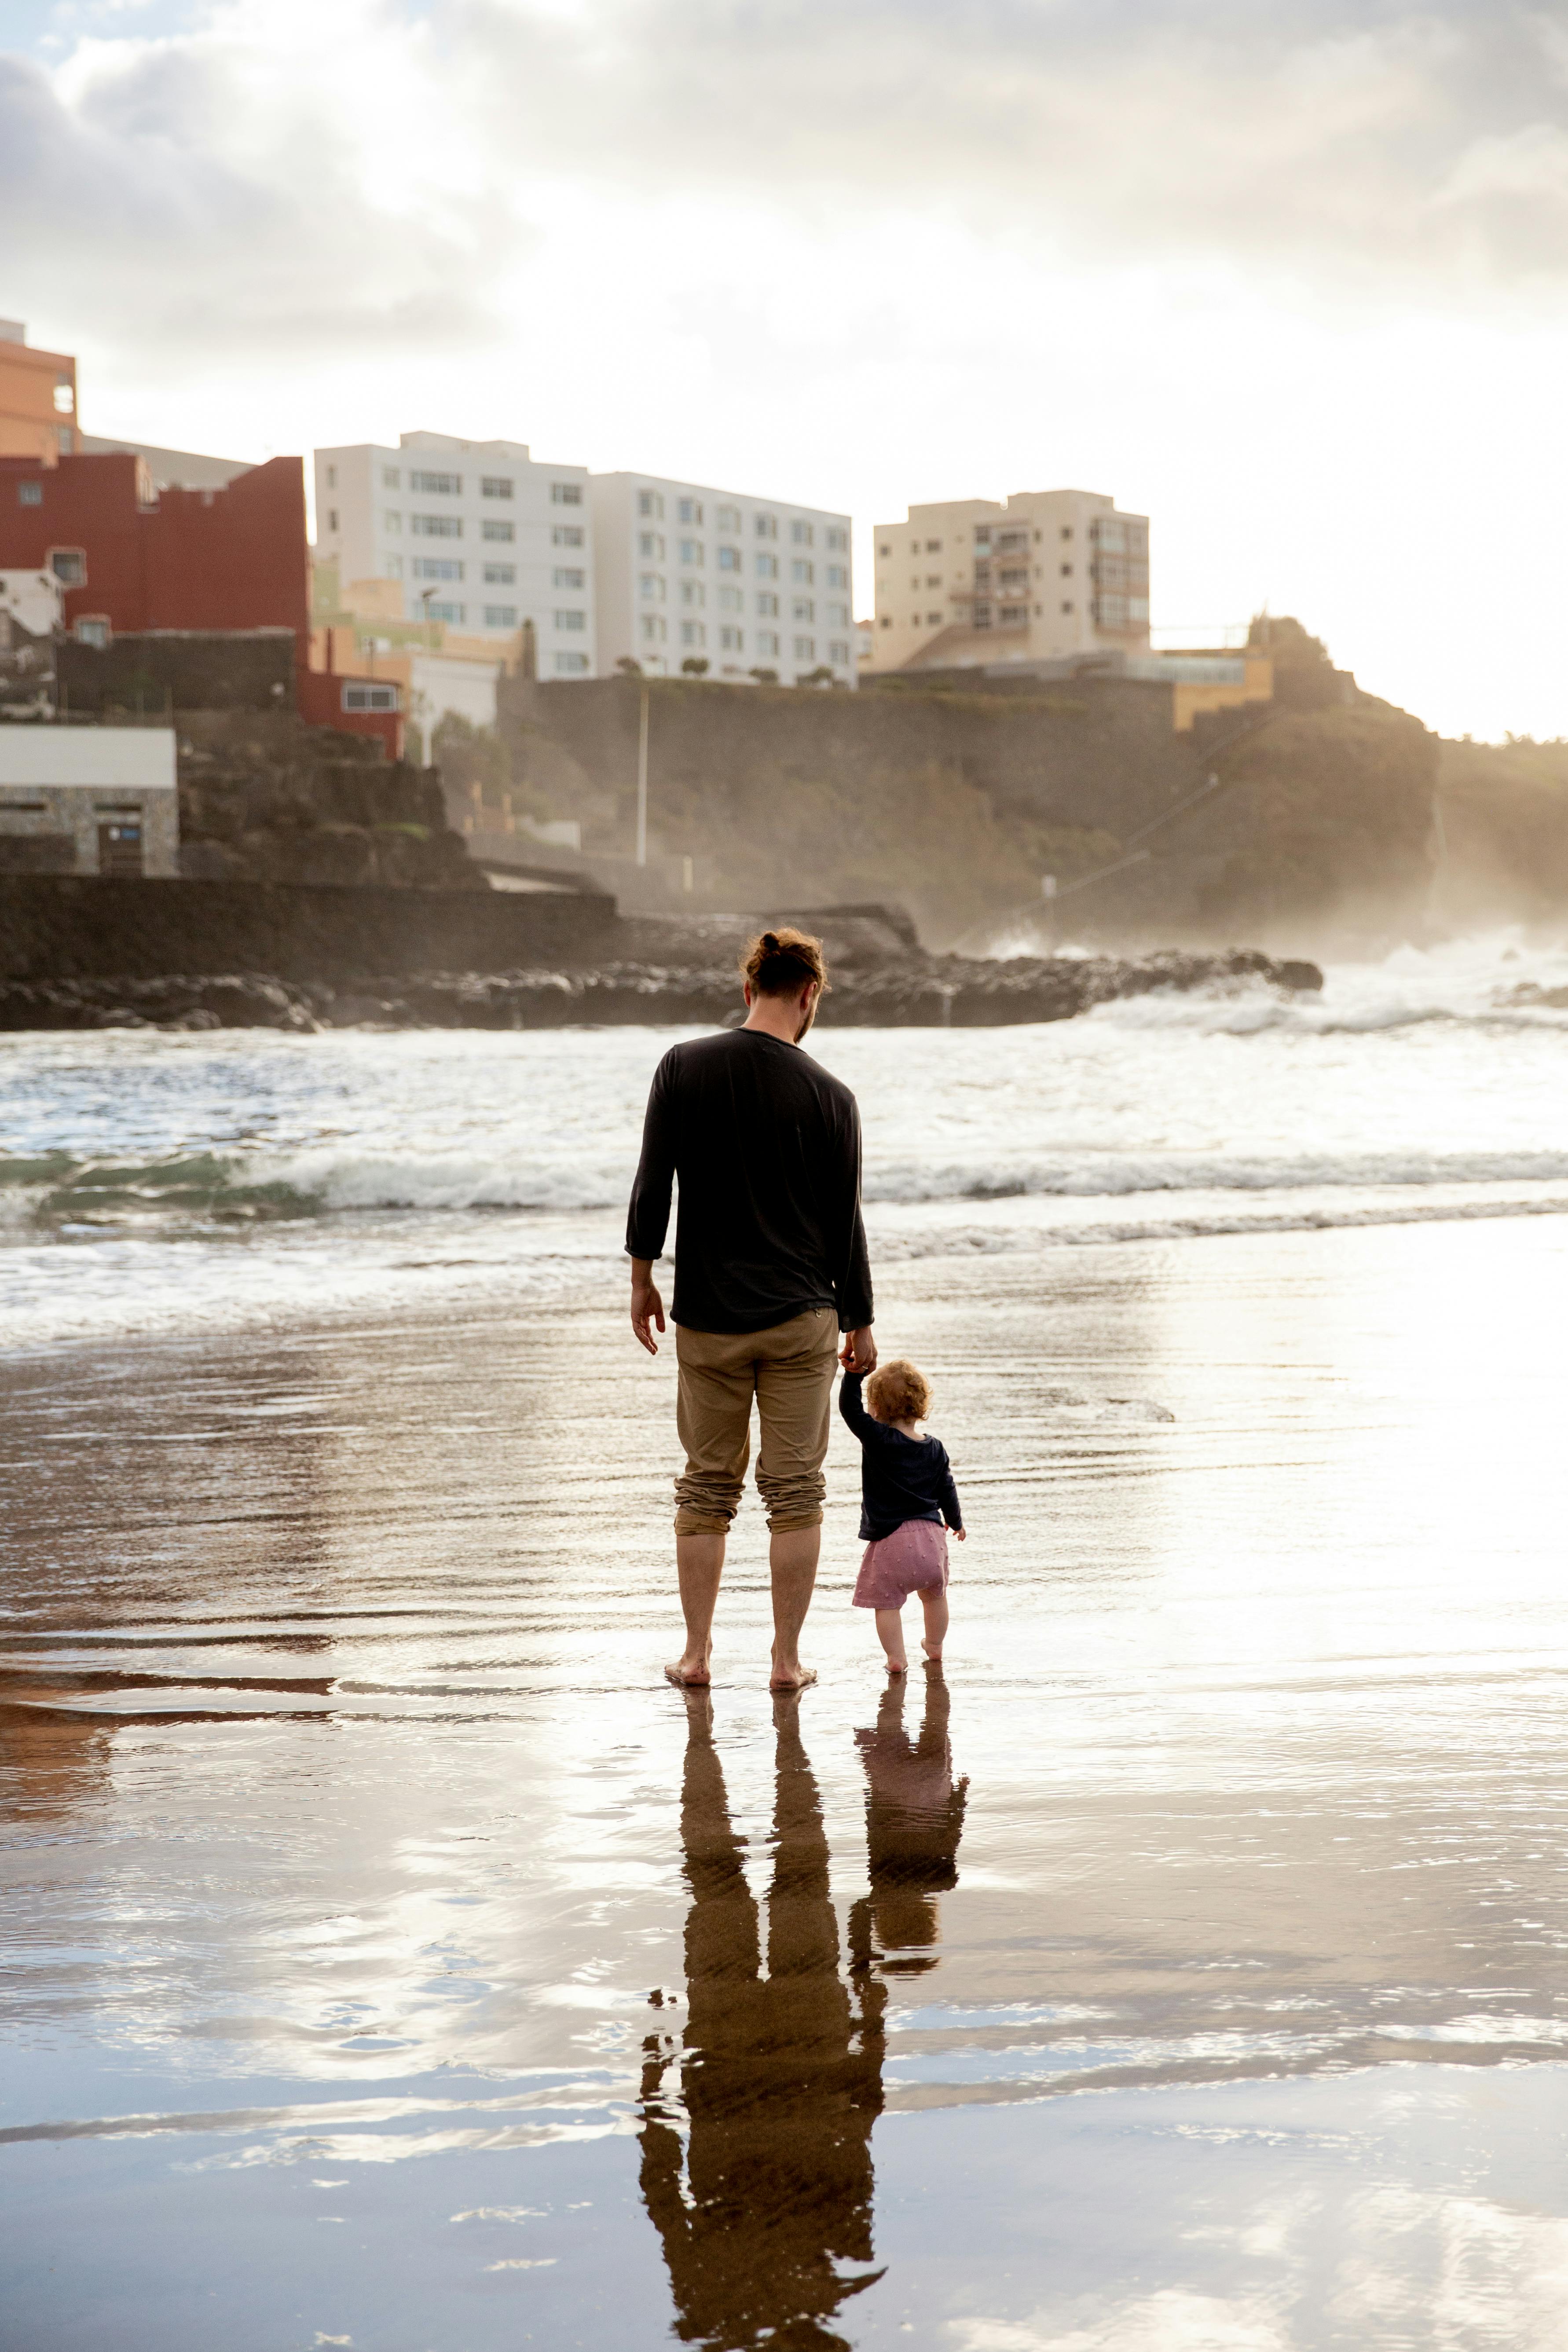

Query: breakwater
left=0, top=949, right=1321, bottom=1033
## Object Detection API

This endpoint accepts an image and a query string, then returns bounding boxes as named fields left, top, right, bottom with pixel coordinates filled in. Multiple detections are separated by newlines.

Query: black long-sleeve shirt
left=625, top=1028, right=874, bottom=1335
left=839, top=1372, right=963, bottom=1542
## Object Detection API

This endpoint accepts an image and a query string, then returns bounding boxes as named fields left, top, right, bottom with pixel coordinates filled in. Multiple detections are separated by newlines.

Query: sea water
left=4, top=933, right=1568, bottom=1354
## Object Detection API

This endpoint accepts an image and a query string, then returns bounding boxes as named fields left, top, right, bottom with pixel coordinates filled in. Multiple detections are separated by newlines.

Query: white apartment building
left=870, top=490, right=1150, bottom=673
left=592, top=473, right=854, bottom=686
left=312, top=432, right=596, bottom=678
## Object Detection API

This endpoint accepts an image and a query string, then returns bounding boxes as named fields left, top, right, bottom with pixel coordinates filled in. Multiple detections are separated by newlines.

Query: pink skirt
left=854, top=1517, right=950, bottom=1610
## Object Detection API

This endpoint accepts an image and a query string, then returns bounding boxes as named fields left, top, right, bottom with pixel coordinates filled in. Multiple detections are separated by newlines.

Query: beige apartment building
left=869, top=489, right=1150, bottom=672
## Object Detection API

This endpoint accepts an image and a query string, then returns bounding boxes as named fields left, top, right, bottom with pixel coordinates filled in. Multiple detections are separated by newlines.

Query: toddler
left=839, top=1359, right=964, bottom=1672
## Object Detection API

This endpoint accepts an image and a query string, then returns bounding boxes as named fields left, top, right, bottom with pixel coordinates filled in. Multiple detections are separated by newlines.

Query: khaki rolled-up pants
left=673, top=1307, right=840, bottom=1536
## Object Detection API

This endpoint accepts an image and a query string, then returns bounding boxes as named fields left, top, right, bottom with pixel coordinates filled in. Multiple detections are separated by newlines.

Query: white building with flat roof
left=592, top=474, right=854, bottom=685
left=869, top=489, right=1150, bottom=674
left=312, top=432, right=596, bottom=679
left=0, top=725, right=178, bottom=876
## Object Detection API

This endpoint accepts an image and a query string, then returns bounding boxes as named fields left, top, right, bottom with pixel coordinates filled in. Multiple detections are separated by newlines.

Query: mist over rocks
left=0, top=946, right=1322, bottom=1034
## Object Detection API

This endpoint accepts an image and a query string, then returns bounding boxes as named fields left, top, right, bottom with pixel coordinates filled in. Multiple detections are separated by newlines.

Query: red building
left=0, top=447, right=400, bottom=755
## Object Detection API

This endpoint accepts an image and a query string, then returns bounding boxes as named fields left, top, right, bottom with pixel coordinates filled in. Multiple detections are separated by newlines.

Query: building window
left=73, top=616, right=111, bottom=647
left=553, top=524, right=584, bottom=547
left=827, top=601, right=848, bottom=625
left=553, top=566, right=585, bottom=589
left=927, top=611, right=943, bottom=625
left=484, top=562, right=516, bottom=584
left=412, top=556, right=464, bottom=580
left=793, top=635, right=815, bottom=660
left=756, top=628, right=780, bottom=656
left=639, top=490, right=665, bottom=519
left=718, top=585, right=743, bottom=613
left=719, top=625, right=744, bottom=652
left=877, top=542, right=891, bottom=557
left=828, top=639, right=850, bottom=663
left=717, top=546, right=741, bottom=572
left=425, top=601, right=465, bottom=623
left=326, top=508, right=339, bottom=533
left=755, top=591, right=779, bottom=617
left=554, top=608, right=586, bottom=630
left=715, top=504, right=741, bottom=535
left=879, top=615, right=892, bottom=629
left=1061, top=563, right=1073, bottom=577
left=641, top=615, right=667, bottom=643
left=342, top=681, right=399, bottom=712
left=791, top=521, right=814, bottom=546
left=680, top=580, right=705, bottom=608
left=48, top=548, right=86, bottom=584
left=791, top=559, right=813, bottom=584
left=483, top=519, right=515, bottom=543
left=640, top=574, right=666, bottom=601
left=325, top=464, right=337, bottom=490
left=382, top=466, right=400, bottom=489
left=484, top=604, right=518, bottom=627
left=755, top=552, right=778, bottom=580
left=1061, top=601, right=1074, bottom=614
left=680, top=620, right=707, bottom=648
left=410, top=469, right=461, bottom=495
left=679, top=539, right=704, bottom=566
left=411, top=514, right=462, bottom=537
left=18, top=482, right=43, bottom=506
left=792, top=597, right=814, bottom=622
left=551, top=482, right=583, bottom=505
left=480, top=476, right=514, bottom=499
left=554, top=651, right=590, bottom=673
left=678, top=496, right=704, bottom=525
left=825, top=564, right=847, bottom=589
left=755, top=513, right=777, bottom=539
left=825, top=527, right=848, bottom=553
left=637, top=531, right=662, bottom=560
left=383, top=555, right=403, bottom=579
left=1061, top=526, right=1073, bottom=540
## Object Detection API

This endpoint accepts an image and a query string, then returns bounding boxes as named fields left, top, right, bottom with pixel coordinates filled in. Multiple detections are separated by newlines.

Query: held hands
left=630, top=1264, right=666, bottom=1356
left=839, top=1326, right=878, bottom=1375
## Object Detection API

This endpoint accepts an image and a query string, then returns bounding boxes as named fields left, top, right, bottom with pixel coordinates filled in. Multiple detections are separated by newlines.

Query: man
left=626, top=926, right=876, bottom=1689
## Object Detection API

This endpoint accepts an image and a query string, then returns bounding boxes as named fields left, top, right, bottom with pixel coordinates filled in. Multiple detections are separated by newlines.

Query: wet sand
left=5, top=1216, right=1568, bottom=2348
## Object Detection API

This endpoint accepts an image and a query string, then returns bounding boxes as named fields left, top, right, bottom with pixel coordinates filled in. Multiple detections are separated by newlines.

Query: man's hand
left=631, top=1260, right=666, bottom=1356
left=952, top=1528, right=967, bottom=1542
left=839, top=1326, right=877, bottom=1374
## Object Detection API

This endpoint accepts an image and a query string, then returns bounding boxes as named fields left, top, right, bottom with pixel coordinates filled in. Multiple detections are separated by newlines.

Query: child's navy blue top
left=839, top=1372, right=964, bottom=1543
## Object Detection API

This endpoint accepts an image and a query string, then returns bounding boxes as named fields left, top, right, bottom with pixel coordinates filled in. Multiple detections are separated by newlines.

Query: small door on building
left=97, top=819, right=143, bottom=878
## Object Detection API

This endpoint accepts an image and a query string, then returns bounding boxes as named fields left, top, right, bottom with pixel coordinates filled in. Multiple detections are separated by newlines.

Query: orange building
left=0, top=321, right=79, bottom=464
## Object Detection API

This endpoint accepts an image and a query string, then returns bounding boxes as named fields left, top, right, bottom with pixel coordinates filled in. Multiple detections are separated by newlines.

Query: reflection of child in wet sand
left=839, top=1360, right=964, bottom=1674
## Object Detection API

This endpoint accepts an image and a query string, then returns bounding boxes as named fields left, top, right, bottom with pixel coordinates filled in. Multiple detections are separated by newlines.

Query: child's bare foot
left=920, top=1638, right=942, bottom=1662
left=885, top=1658, right=908, bottom=1674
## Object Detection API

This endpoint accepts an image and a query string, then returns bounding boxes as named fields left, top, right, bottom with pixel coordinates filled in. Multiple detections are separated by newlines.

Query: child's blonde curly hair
left=866, top=1358, right=931, bottom=1425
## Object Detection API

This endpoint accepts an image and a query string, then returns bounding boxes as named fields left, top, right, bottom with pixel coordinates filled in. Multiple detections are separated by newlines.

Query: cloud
left=4, top=0, right=1568, bottom=387
left=0, top=16, right=528, bottom=361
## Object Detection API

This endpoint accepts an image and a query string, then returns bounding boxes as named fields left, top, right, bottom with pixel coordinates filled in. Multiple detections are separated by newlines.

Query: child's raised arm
left=838, top=1369, right=873, bottom=1438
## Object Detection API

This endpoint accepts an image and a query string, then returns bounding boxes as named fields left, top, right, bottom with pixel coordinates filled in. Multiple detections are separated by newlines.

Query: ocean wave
left=13, top=1141, right=1568, bottom=1229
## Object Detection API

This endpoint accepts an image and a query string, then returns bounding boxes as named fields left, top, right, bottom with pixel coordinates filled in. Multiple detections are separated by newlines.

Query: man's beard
left=794, top=997, right=817, bottom=1042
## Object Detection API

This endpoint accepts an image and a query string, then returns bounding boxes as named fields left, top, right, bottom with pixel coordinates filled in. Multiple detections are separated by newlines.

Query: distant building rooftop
left=79, top=436, right=253, bottom=491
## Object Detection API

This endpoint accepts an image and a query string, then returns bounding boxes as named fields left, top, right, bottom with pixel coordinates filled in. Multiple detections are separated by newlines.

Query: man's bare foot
left=769, top=1660, right=817, bottom=1689
left=665, top=1655, right=711, bottom=1687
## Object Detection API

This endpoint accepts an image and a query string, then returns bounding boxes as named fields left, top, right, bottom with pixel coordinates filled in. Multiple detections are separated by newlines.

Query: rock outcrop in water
left=0, top=948, right=1322, bottom=1033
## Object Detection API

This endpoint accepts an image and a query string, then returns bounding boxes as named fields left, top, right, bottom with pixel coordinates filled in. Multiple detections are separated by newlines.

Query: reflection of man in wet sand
left=638, top=1692, right=885, bottom=2348
left=850, top=1666, right=969, bottom=1981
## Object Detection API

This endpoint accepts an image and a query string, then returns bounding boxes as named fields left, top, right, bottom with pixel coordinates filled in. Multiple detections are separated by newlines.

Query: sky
left=4, top=0, right=1568, bottom=740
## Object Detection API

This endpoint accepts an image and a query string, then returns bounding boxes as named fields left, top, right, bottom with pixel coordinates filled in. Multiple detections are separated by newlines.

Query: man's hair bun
left=741, top=925, right=829, bottom=999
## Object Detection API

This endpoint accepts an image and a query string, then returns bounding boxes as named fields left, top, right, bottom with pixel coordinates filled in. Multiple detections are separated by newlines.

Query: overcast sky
left=5, top=0, right=1567, bottom=737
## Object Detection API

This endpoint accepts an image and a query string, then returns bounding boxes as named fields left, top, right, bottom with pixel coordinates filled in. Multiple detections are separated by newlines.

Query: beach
left=6, top=949, right=1568, bottom=2347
